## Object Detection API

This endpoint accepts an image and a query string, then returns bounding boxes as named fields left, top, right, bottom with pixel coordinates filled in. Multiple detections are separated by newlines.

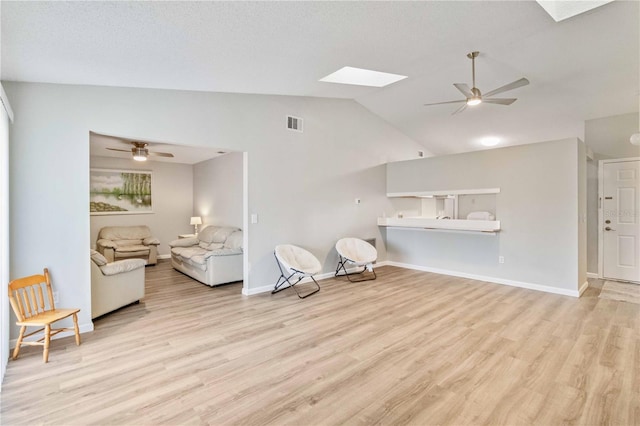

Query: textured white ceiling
left=2, top=1, right=638, bottom=155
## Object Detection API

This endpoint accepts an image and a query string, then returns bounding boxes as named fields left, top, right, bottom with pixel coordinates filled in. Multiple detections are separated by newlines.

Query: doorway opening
left=89, top=132, right=250, bottom=309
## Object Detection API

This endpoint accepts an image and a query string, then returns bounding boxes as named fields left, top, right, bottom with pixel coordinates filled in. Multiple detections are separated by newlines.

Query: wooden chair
left=8, top=268, right=81, bottom=363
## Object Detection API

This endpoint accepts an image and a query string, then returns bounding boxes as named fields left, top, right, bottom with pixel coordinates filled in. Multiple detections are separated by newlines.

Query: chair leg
left=73, top=313, right=81, bottom=346
left=43, top=324, right=51, bottom=363
left=12, top=326, right=25, bottom=360
left=335, top=256, right=376, bottom=282
left=291, top=276, right=321, bottom=299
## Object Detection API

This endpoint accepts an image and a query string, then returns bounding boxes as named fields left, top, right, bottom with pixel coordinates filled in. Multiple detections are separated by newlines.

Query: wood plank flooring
left=1, top=260, right=638, bottom=425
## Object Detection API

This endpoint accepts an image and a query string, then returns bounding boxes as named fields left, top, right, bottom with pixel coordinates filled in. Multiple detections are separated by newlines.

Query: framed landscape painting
left=90, top=169, right=153, bottom=215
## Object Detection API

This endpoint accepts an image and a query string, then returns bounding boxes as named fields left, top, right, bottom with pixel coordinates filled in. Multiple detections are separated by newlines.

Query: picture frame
left=90, top=168, right=153, bottom=215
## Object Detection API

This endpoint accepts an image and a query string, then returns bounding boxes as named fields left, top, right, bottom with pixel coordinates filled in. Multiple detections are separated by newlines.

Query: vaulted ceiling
left=2, top=1, right=638, bottom=156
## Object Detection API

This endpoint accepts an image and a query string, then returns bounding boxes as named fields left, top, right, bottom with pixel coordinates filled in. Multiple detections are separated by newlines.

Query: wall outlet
left=250, top=213, right=258, bottom=224
left=53, top=291, right=59, bottom=304
left=498, top=256, right=505, bottom=264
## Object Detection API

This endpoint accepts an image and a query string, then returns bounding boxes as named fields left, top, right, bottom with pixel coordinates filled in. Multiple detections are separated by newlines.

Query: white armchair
left=96, top=225, right=160, bottom=265
left=90, top=250, right=146, bottom=319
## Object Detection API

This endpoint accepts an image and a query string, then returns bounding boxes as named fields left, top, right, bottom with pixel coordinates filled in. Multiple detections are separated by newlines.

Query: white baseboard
left=579, top=280, right=589, bottom=296
left=242, top=264, right=385, bottom=296
left=157, top=254, right=171, bottom=260
left=385, top=261, right=582, bottom=298
left=10, top=322, right=94, bottom=350
left=586, top=272, right=599, bottom=279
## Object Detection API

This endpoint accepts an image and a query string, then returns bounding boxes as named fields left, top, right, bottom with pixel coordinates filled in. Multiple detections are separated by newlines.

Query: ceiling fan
left=106, top=141, right=174, bottom=162
left=424, top=51, right=529, bottom=115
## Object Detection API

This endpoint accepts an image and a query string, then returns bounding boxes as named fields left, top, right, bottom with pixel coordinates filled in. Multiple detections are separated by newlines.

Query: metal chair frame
left=334, top=255, right=377, bottom=282
left=272, top=252, right=320, bottom=299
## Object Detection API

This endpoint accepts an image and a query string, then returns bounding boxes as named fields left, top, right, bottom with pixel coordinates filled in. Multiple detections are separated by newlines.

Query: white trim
left=157, top=254, right=171, bottom=260
left=241, top=263, right=387, bottom=296
left=598, top=158, right=640, bottom=281
left=242, top=284, right=273, bottom=296
left=600, top=157, right=640, bottom=164
left=579, top=281, right=590, bottom=296
left=242, top=152, right=249, bottom=293
left=385, top=261, right=582, bottom=297
left=9, top=322, right=94, bottom=350
left=242, top=261, right=581, bottom=297
left=598, top=159, right=604, bottom=278
left=0, top=84, right=14, bottom=122
left=586, top=272, right=599, bottom=279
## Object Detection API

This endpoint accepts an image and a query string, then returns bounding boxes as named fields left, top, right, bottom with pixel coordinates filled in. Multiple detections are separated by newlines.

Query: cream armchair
left=90, top=250, right=146, bottom=319
left=96, top=225, right=160, bottom=265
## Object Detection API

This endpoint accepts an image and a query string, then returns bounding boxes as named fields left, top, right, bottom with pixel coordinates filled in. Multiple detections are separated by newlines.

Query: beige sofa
left=90, top=250, right=146, bottom=319
left=169, top=225, right=243, bottom=286
left=96, top=225, right=160, bottom=265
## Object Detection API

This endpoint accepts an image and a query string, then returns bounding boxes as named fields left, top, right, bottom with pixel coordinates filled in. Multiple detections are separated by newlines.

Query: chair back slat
left=29, top=286, right=39, bottom=314
left=21, top=290, right=33, bottom=317
left=37, top=284, right=45, bottom=313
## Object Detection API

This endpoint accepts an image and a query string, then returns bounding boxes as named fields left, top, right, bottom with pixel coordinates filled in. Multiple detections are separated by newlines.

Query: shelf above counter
left=377, top=217, right=501, bottom=233
left=386, top=188, right=500, bottom=198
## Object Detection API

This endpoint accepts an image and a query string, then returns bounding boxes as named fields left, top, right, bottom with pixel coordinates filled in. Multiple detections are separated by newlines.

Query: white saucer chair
left=335, top=238, right=377, bottom=282
left=272, top=244, right=321, bottom=299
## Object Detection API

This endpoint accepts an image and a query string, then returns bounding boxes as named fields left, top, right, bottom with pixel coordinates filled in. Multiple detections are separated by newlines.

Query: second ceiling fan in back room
left=106, top=141, right=174, bottom=162
left=424, top=51, right=530, bottom=115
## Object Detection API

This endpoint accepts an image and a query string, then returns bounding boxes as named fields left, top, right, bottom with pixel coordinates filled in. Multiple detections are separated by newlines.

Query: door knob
left=605, top=220, right=611, bottom=224
left=605, top=226, right=615, bottom=231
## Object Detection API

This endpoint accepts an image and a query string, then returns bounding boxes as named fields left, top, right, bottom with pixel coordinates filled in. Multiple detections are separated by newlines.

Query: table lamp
left=190, top=216, right=202, bottom=235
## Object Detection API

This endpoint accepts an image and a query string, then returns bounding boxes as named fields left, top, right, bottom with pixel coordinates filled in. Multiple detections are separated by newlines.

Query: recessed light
left=319, top=66, right=407, bottom=88
left=480, top=137, right=500, bottom=147
left=536, top=0, right=613, bottom=22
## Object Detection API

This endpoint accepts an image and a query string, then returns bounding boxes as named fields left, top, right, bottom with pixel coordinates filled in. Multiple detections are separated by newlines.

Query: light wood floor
left=1, top=260, right=638, bottom=425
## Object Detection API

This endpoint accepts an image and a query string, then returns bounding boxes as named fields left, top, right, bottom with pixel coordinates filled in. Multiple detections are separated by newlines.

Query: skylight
left=536, top=0, right=613, bottom=22
left=319, top=66, right=407, bottom=88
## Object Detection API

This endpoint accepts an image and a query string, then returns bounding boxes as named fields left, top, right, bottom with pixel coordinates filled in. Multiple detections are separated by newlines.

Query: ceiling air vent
left=286, top=115, right=303, bottom=133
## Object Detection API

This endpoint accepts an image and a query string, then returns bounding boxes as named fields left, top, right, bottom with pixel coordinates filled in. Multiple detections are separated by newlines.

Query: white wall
left=4, top=82, right=423, bottom=338
left=385, top=138, right=586, bottom=296
left=585, top=112, right=640, bottom=273
left=90, top=156, right=194, bottom=256
left=193, top=152, right=243, bottom=229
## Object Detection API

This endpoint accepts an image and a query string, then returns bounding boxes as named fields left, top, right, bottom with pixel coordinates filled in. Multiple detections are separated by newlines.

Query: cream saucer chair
left=8, top=268, right=81, bottom=363
left=335, top=238, right=378, bottom=282
left=272, top=244, right=321, bottom=299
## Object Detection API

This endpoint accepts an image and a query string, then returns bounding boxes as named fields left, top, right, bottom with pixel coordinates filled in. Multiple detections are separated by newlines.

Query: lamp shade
left=190, top=216, right=202, bottom=225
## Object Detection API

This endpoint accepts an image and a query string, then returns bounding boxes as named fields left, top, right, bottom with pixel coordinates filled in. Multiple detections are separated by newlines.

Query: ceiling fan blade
left=148, top=151, right=174, bottom=158
left=452, top=104, right=467, bottom=115
left=424, top=99, right=466, bottom=106
left=106, top=147, right=132, bottom=153
left=453, top=83, right=474, bottom=98
left=483, top=98, right=517, bottom=105
left=483, top=78, right=529, bottom=98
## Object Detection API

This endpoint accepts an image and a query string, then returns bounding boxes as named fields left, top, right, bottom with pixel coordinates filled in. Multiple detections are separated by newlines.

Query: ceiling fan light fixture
left=467, top=97, right=482, bottom=106
left=132, top=147, right=148, bottom=161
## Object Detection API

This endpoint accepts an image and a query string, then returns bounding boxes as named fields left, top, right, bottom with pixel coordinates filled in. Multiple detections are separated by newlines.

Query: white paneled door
left=602, top=159, right=640, bottom=283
